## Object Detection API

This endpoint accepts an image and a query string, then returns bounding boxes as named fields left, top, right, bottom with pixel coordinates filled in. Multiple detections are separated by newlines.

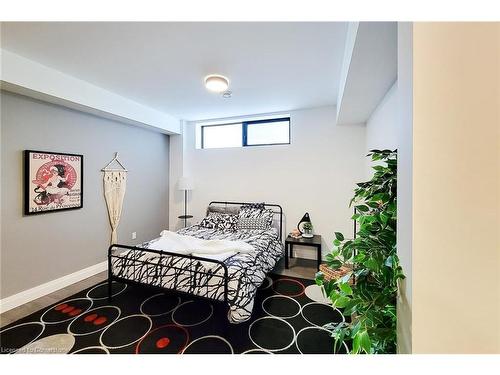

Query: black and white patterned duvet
left=111, top=225, right=284, bottom=323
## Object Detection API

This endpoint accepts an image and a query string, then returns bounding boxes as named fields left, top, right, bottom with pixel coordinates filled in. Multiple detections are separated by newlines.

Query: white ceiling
left=1, top=22, right=348, bottom=121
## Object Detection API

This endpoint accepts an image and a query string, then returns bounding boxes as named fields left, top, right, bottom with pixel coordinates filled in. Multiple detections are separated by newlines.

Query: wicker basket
left=319, top=263, right=354, bottom=284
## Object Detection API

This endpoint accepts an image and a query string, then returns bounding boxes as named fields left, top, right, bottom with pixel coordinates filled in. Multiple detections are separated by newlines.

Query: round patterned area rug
left=0, top=274, right=350, bottom=354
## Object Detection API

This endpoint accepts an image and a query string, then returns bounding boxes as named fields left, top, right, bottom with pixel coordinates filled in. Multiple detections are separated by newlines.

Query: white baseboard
left=0, top=260, right=107, bottom=314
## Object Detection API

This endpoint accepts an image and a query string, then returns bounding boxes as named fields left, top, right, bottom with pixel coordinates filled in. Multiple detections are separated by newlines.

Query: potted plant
left=315, top=149, right=404, bottom=354
left=302, top=222, right=314, bottom=238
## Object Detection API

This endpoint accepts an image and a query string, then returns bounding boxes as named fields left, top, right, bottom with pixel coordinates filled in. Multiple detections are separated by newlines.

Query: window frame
left=200, top=121, right=242, bottom=149
left=242, top=117, right=291, bottom=147
left=200, top=117, right=291, bottom=149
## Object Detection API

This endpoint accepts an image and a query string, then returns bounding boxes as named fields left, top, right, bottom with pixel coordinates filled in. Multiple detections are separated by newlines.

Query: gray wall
left=0, top=91, right=170, bottom=298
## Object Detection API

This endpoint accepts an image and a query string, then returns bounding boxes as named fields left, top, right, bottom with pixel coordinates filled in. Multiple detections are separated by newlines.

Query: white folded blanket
left=142, top=230, right=255, bottom=270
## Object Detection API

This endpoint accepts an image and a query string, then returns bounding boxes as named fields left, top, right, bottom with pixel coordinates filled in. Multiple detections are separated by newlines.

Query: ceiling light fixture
left=204, top=74, right=229, bottom=93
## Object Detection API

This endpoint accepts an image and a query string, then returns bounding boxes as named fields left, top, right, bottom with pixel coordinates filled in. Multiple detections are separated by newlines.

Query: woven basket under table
left=319, top=263, right=354, bottom=284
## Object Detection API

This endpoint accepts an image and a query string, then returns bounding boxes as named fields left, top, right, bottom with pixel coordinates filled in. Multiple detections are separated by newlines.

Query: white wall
left=362, top=29, right=412, bottom=354
left=366, top=81, right=398, bottom=151
left=363, top=48, right=412, bottom=355
left=365, top=81, right=398, bottom=176
left=170, top=106, right=366, bottom=259
left=168, top=122, right=187, bottom=232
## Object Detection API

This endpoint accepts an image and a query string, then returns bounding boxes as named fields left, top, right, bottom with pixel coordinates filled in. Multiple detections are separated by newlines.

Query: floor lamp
left=177, top=177, right=194, bottom=227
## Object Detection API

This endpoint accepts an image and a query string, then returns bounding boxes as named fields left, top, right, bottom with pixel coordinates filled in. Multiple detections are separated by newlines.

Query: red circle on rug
left=271, top=278, right=305, bottom=297
left=62, top=306, right=75, bottom=314
left=135, top=324, right=189, bottom=354
left=93, top=316, right=107, bottom=325
left=84, top=313, right=98, bottom=322
left=156, top=337, right=171, bottom=349
left=54, top=304, right=68, bottom=311
left=68, top=308, right=83, bottom=317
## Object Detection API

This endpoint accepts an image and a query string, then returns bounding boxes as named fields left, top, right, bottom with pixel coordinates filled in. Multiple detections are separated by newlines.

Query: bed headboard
left=208, top=201, right=284, bottom=241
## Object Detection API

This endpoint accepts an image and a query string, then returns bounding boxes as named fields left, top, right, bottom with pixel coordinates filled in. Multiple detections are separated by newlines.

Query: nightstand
left=285, top=234, right=322, bottom=271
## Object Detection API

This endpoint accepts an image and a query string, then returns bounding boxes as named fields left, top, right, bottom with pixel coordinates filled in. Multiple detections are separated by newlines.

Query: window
left=201, top=123, right=242, bottom=149
left=200, top=117, right=290, bottom=149
left=245, top=118, right=290, bottom=146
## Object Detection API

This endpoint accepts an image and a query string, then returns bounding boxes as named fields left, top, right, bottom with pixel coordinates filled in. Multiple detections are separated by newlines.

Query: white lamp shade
left=177, top=176, right=194, bottom=191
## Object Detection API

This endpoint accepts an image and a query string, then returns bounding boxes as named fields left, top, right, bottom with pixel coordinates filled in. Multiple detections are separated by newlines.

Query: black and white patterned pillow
left=238, top=205, right=273, bottom=230
left=237, top=216, right=272, bottom=230
left=206, top=205, right=240, bottom=216
left=199, top=212, right=238, bottom=231
left=240, top=203, right=266, bottom=211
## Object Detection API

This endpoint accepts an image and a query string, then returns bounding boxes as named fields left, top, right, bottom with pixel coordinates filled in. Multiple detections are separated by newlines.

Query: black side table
left=285, top=234, right=322, bottom=270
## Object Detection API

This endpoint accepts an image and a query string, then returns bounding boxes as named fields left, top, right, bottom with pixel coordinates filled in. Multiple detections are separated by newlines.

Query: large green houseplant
left=315, top=149, right=404, bottom=354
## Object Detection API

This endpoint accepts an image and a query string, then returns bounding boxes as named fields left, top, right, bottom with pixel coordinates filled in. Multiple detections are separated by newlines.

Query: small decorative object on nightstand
left=289, top=228, right=302, bottom=239
left=297, top=212, right=312, bottom=235
left=285, top=234, right=322, bottom=271
left=302, top=222, right=314, bottom=238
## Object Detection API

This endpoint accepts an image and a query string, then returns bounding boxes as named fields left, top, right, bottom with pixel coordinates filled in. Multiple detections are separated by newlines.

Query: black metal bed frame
left=107, top=201, right=284, bottom=304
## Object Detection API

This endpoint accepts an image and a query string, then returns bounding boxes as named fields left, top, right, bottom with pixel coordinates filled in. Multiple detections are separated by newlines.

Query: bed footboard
left=107, top=244, right=230, bottom=303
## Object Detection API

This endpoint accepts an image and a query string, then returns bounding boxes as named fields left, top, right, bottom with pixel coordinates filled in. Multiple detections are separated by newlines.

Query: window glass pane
left=246, top=120, right=290, bottom=145
left=202, top=123, right=242, bottom=149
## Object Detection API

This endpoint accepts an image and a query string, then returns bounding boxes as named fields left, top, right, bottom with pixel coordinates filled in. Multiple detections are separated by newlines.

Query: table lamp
left=177, top=177, right=194, bottom=227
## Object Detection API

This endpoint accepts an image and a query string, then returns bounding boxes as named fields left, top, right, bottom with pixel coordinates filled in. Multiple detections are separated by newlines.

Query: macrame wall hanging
left=101, top=153, right=128, bottom=245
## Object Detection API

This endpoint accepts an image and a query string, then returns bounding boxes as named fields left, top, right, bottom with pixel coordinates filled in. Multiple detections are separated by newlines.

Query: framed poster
left=24, top=150, right=83, bottom=215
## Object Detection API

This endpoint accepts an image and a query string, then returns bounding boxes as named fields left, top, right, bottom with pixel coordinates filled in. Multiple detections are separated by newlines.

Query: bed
left=107, top=201, right=284, bottom=323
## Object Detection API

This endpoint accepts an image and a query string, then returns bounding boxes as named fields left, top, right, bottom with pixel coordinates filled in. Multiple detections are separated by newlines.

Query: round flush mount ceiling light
left=204, top=74, right=229, bottom=93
